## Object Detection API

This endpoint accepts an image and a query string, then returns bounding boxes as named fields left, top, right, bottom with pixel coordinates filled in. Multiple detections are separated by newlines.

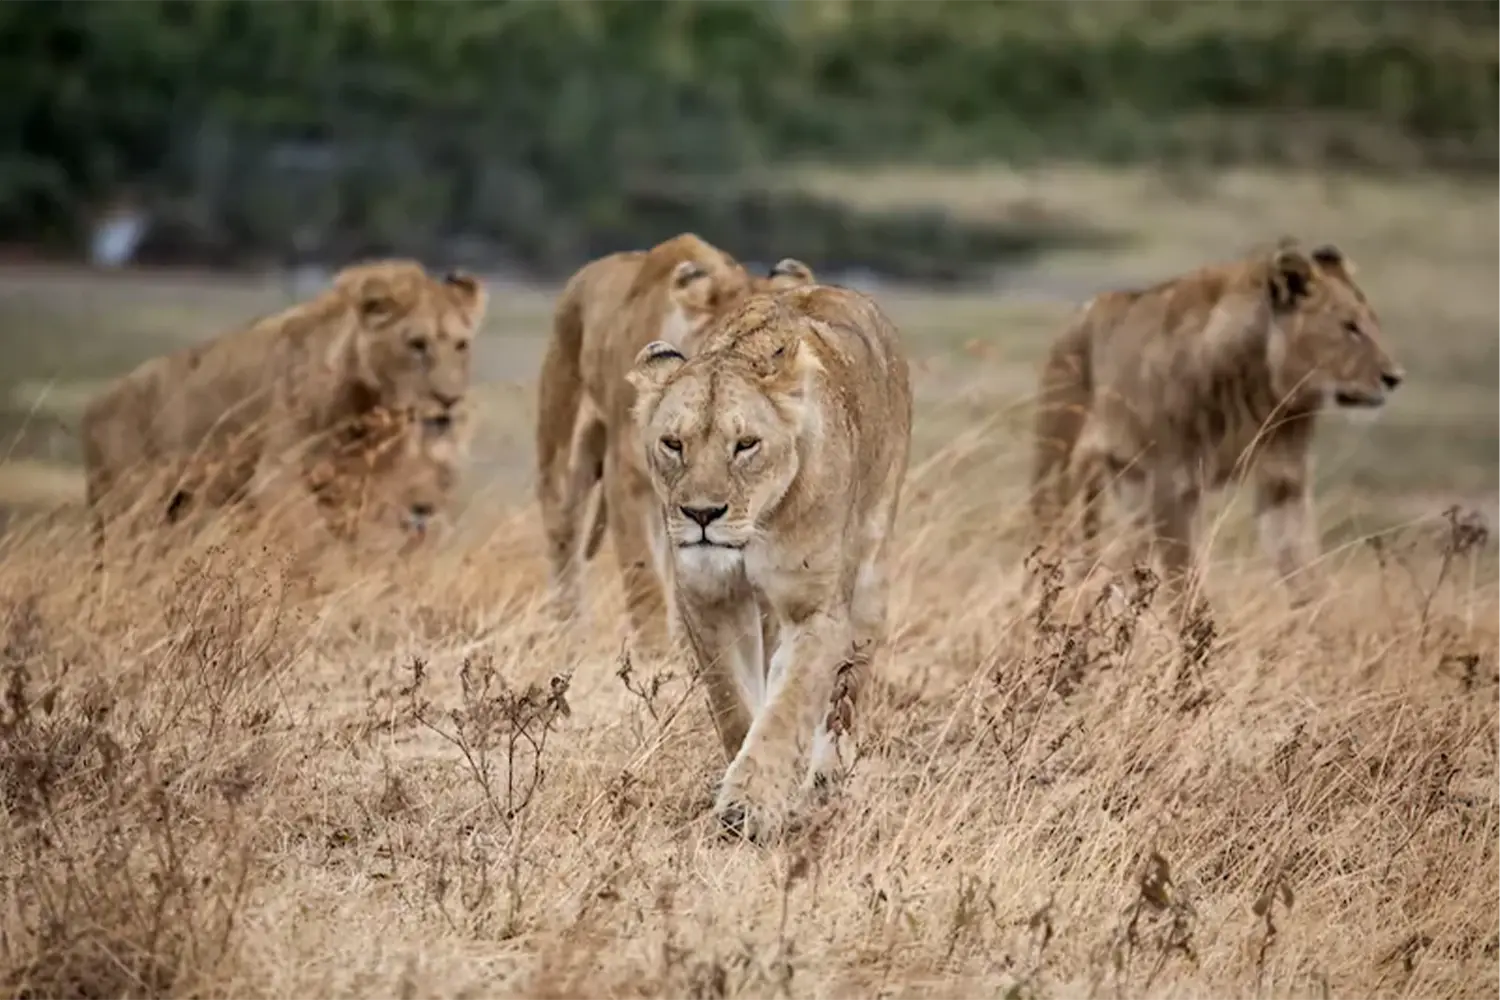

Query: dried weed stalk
left=408, top=653, right=573, bottom=828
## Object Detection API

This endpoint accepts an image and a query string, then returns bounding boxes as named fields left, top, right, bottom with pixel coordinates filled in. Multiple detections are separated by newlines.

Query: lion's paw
left=713, top=760, right=797, bottom=846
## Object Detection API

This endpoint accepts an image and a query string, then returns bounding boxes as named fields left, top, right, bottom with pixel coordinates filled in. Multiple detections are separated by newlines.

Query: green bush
left=0, top=0, right=1492, bottom=281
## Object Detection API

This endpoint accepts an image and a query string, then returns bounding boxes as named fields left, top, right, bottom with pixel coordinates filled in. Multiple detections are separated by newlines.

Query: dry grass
left=0, top=164, right=1496, bottom=998
left=0, top=414, right=1495, bottom=999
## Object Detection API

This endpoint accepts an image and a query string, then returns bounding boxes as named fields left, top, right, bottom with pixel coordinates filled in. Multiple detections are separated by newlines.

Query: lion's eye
left=455, top=339, right=470, bottom=354
left=659, top=436, right=683, bottom=455
left=734, top=437, right=761, bottom=455
left=1342, top=320, right=1364, bottom=340
left=422, top=414, right=453, bottom=435
left=408, top=336, right=429, bottom=355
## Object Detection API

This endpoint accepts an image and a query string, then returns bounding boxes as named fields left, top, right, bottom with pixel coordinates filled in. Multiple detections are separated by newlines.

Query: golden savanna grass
left=0, top=167, right=1495, bottom=998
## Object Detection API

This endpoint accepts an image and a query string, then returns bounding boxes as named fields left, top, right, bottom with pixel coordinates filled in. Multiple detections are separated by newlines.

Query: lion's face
left=343, top=266, right=488, bottom=414
left=389, top=401, right=470, bottom=538
left=626, top=334, right=820, bottom=585
left=1266, top=244, right=1404, bottom=409
left=334, top=400, right=469, bottom=541
left=660, top=257, right=816, bottom=349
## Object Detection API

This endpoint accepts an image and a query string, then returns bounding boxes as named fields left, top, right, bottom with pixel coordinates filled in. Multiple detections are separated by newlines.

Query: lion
left=533, top=232, right=815, bottom=652
left=309, top=397, right=475, bottom=547
left=626, top=283, right=913, bottom=843
left=81, top=260, right=486, bottom=561
left=1030, top=239, right=1404, bottom=626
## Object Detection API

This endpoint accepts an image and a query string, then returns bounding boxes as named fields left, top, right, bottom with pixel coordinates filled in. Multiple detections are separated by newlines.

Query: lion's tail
left=1030, top=304, right=1095, bottom=549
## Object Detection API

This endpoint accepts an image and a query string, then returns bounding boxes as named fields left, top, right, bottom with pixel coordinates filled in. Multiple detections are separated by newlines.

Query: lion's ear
left=626, top=340, right=687, bottom=396
left=356, top=283, right=404, bottom=327
left=768, top=258, right=815, bottom=289
left=1310, top=244, right=1355, bottom=277
left=670, top=260, right=709, bottom=291
left=443, top=270, right=489, bottom=328
left=1268, top=247, right=1315, bottom=310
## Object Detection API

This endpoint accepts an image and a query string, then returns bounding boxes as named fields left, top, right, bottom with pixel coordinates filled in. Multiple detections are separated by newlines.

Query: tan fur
left=627, top=284, right=912, bottom=842
left=533, top=234, right=816, bottom=651
left=81, top=260, right=486, bottom=562
left=309, top=398, right=475, bottom=547
left=1030, top=239, right=1404, bottom=624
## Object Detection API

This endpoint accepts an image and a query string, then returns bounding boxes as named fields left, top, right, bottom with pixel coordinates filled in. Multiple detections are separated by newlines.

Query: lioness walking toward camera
left=81, top=260, right=486, bottom=559
left=627, top=284, right=912, bottom=842
left=534, top=232, right=815, bottom=651
left=1031, top=240, right=1404, bottom=623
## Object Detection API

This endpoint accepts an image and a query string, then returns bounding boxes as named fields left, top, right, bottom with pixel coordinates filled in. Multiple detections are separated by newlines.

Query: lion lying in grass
left=81, top=260, right=486, bottom=561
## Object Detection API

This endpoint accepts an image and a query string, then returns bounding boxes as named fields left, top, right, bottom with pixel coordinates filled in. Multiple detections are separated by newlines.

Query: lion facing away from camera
left=627, top=284, right=912, bottom=843
left=534, top=232, right=815, bottom=652
left=1030, top=239, right=1404, bottom=625
left=81, top=260, right=487, bottom=560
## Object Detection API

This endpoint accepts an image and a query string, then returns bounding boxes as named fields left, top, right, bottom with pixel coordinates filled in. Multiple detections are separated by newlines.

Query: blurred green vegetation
left=1, top=0, right=1494, bottom=281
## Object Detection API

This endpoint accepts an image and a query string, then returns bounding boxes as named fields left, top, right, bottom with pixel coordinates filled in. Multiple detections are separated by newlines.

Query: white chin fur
left=674, top=545, right=746, bottom=596
left=1332, top=403, right=1386, bottom=427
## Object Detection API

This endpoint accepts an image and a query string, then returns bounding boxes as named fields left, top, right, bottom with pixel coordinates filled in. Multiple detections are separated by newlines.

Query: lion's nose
left=1381, top=370, right=1404, bottom=390
left=421, top=412, right=454, bottom=434
left=680, top=504, right=727, bottom=527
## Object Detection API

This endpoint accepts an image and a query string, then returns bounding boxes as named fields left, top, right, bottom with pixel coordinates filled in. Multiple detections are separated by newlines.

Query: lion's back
left=1086, top=260, right=1259, bottom=372
left=1080, top=256, right=1282, bottom=457
left=788, top=284, right=912, bottom=445
left=80, top=287, right=351, bottom=490
left=576, top=251, right=650, bottom=376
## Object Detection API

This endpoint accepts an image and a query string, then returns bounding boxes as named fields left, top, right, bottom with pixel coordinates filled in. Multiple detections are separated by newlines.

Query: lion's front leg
left=607, top=456, right=673, bottom=659
left=676, top=582, right=765, bottom=766
left=1146, top=483, right=1218, bottom=651
left=715, top=607, right=848, bottom=844
left=1253, top=461, right=1317, bottom=609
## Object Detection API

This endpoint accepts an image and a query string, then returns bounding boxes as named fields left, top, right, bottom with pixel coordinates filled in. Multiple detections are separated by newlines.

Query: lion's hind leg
left=543, top=408, right=607, bottom=622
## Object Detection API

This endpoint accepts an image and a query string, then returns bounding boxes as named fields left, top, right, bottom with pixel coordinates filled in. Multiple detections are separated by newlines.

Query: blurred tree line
left=1, top=0, right=1494, bottom=283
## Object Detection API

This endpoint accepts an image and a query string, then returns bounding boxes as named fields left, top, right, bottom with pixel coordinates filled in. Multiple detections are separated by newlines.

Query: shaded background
left=3, top=0, right=1494, bottom=280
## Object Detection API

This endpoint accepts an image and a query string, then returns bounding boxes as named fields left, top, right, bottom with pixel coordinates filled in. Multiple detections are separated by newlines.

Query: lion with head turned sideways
left=80, top=259, right=486, bottom=560
left=533, top=232, right=816, bottom=652
left=1030, top=239, right=1404, bottom=626
left=627, top=283, right=912, bottom=843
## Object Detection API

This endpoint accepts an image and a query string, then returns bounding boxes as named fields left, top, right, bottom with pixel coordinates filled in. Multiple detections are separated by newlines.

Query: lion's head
left=625, top=312, right=823, bottom=583
left=1265, top=242, right=1404, bottom=409
left=316, top=397, right=472, bottom=542
left=386, top=399, right=472, bottom=538
left=334, top=260, right=488, bottom=414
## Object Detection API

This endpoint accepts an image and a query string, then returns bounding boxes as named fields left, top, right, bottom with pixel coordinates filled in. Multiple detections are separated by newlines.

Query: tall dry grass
left=0, top=406, right=1493, bottom=999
